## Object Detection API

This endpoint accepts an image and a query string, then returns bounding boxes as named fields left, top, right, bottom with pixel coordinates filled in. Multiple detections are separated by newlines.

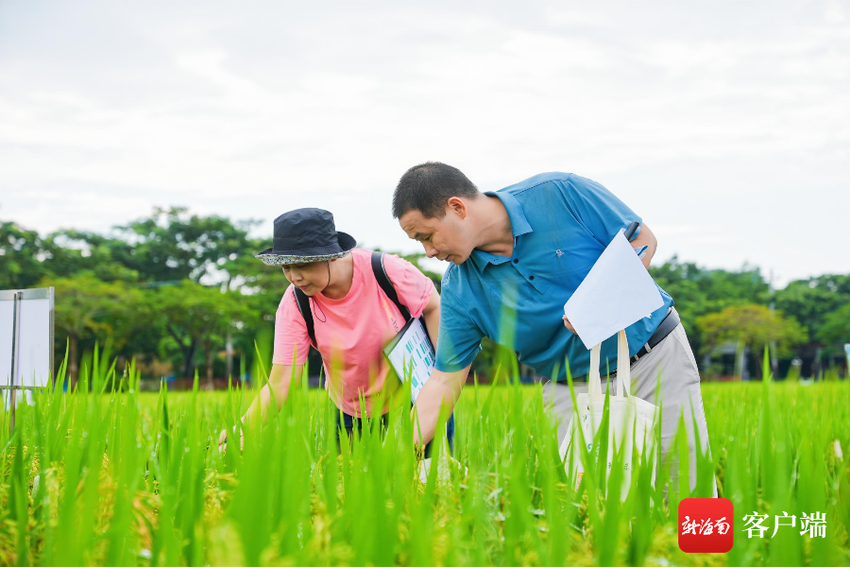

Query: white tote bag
left=560, top=330, right=659, bottom=498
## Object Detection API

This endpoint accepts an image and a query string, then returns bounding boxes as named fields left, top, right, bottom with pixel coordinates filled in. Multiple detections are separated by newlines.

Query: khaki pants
left=542, top=323, right=715, bottom=494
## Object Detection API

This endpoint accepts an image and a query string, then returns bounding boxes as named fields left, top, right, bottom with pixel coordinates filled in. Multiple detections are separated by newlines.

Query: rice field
left=1, top=353, right=849, bottom=566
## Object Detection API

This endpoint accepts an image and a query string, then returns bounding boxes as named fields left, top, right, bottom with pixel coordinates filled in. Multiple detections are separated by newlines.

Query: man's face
left=281, top=261, right=329, bottom=296
left=399, top=202, right=473, bottom=265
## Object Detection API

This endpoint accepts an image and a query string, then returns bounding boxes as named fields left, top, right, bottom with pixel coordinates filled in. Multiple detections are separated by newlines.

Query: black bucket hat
left=256, top=208, right=357, bottom=266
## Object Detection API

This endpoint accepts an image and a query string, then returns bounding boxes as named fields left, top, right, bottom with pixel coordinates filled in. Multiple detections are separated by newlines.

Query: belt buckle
left=631, top=342, right=652, bottom=364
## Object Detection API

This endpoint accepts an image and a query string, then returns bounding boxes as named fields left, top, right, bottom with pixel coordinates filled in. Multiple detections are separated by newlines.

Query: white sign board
left=564, top=231, right=664, bottom=350
left=0, top=301, right=12, bottom=386
left=1, top=288, right=54, bottom=389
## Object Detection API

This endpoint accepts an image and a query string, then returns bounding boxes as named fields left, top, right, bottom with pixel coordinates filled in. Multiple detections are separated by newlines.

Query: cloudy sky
left=1, top=1, right=848, bottom=287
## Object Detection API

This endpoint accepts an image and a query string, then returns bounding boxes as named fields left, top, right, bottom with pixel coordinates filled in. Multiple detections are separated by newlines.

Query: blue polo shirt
left=435, top=172, right=674, bottom=381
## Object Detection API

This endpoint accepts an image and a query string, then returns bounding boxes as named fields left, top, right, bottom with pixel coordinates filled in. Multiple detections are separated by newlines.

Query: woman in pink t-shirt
left=219, top=208, right=452, bottom=450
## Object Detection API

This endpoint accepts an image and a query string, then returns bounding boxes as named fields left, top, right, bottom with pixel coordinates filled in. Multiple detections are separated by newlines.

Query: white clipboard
left=383, top=318, right=435, bottom=403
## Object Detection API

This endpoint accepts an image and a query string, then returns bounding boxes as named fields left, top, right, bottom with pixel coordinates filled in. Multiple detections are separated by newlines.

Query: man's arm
left=412, top=364, right=471, bottom=446
left=630, top=222, right=657, bottom=269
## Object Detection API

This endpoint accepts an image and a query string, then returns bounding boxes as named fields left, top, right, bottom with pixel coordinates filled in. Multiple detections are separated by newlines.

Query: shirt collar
left=468, top=190, right=534, bottom=271
left=485, top=190, right=533, bottom=238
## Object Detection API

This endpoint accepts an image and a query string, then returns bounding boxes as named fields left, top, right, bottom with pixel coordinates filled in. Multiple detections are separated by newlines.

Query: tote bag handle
left=588, top=329, right=630, bottom=401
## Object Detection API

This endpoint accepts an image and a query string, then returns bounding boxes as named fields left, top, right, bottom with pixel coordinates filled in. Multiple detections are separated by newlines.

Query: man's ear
left=446, top=197, right=468, bottom=219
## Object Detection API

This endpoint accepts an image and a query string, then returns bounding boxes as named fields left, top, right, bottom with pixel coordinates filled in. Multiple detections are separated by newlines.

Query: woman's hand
left=217, top=425, right=244, bottom=452
left=219, top=363, right=298, bottom=453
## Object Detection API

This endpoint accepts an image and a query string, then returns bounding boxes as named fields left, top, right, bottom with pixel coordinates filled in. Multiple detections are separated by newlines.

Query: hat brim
left=256, top=231, right=357, bottom=266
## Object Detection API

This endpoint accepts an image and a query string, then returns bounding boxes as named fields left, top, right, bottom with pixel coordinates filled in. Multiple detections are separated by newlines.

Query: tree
left=42, top=230, right=140, bottom=282
left=149, top=281, right=251, bottom=386
left=9, top=205, right=847, bottom=385
left=775, top=275, right=850, bottom=367
left=0, top=221, right=50, bottom=289
left=817, top=302, right=850, bottom=352
left=651, top=257, right=771, bottom=360
left=46, top=274, right=144, bottom=386
left=697, top=304, right=808, bottom=379
left=218, top=237, right=290, bottom=319
left=111, top=207, right=259, bottom=285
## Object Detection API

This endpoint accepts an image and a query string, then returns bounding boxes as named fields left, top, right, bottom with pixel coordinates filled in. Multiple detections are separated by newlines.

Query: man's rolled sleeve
left=434, top=286, right=484, bottom=372
left=565, top=174, right=642, bottom=245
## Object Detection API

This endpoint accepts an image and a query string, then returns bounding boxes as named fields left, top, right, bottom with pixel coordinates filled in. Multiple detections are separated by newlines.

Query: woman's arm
left=219, top=362, right=303, bottom=448
left=245, top=363, right=303, bottom=423
left=421, top=287, right=441, bottom=344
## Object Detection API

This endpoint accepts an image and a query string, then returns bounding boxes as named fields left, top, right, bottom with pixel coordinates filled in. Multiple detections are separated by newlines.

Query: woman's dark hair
left=392, top=162, right=479, bottom=219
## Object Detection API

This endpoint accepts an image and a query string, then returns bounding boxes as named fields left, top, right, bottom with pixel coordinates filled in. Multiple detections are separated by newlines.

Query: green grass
left=1, top=356, right=849, bottom=566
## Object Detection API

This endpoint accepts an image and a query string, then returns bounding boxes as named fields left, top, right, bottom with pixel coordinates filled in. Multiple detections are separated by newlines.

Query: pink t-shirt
left=272, top=249, right=435, bottom=417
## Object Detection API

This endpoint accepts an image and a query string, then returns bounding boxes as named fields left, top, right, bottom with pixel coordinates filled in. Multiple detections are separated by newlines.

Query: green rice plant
left=0, top=346, right=848, bottom=566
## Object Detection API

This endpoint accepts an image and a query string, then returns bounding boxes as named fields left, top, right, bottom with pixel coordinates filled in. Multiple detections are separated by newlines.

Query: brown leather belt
left=570, top=307, right=680, bottom=381
left=630, top=307, right=680, bottom=364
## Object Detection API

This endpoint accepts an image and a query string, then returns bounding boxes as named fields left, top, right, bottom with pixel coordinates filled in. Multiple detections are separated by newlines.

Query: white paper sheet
left=563, top=230, right=664, bottom=350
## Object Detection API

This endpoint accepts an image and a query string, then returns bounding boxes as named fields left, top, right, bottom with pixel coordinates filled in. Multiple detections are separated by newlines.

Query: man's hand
left=412, top=365, right=470, bottom=446
left=562, top=315, right=577, bottom=334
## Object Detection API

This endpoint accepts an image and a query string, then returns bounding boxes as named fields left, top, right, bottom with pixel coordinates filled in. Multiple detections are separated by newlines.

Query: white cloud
left=0, top=0, right=847, bottom=287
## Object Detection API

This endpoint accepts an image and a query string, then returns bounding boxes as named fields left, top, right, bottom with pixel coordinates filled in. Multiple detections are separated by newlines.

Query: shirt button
left=529, top=275, right=535, bottom=280
left=513, top=259, right=519, bottom=264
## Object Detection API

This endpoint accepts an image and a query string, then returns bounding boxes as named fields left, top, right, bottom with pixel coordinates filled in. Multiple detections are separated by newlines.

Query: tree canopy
left=2, top=211, right=848, bottom=383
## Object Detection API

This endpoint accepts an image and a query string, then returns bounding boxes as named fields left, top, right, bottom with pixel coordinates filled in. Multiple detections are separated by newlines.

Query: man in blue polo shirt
left=392, top=161, right=712, bottom=493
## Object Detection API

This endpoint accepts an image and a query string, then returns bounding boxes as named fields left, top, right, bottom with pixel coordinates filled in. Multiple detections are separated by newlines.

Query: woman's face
left=281, top=261, right=329, bottom=296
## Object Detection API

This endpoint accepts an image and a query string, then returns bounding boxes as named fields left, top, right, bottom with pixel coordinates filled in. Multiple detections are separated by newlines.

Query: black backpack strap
left=371, top=251, right=412, bottom=321
left=293, top=287, right=317, bottom=347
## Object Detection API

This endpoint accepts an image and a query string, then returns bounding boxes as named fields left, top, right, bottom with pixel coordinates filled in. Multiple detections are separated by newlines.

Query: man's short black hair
left=392, top=162, right=479, bottom=219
